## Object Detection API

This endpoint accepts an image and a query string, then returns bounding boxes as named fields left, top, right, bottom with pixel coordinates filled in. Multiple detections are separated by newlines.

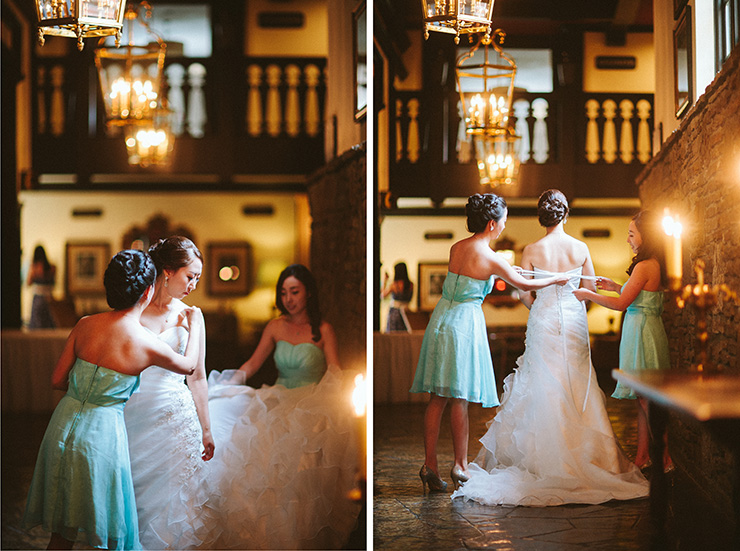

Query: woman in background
left=27, top=245, right=56, bottom=328
left=207, top=264, right=362, bottom=550
left=410, top=193, right=569, bottom=493
left=574, top=209, right=673, bottom=472
left=23, top=250, right=200, bottom=550
left=123, top=236, right=218, bottom=550
left=382, top=262, right=414, bottom=332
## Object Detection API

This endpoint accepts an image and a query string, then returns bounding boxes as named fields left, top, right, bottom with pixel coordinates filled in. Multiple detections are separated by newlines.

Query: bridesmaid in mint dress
left=410, top=193, right=569, bottom=492
left=206, top=264, right=362, bottom=549
left=22, top=250, right=202, bottom=550
left=574, top=210, right=672, bottom=471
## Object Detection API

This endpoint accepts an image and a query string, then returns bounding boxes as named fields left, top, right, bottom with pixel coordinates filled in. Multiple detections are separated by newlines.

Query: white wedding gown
left=452, top=267, right=649, bottom=506
left=207, top=341, right=363, bottom=550
left=124, top=326, right=220, bottom=550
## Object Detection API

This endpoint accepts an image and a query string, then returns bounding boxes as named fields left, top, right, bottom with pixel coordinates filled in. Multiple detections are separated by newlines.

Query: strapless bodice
left=138, top=326, right=189, bottom=391
left=66, top=358, right=140, bottom=407
left=625, top=288, right=664, bottom=316
left=274, top=340, right=326, bottom=389
left=441, top=272, right=494, bottom=305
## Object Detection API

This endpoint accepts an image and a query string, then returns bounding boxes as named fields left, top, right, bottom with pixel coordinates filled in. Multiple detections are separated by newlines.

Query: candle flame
left=662, top=209, right=683, bottom=237
left=351, top=373, right=366, bottom=417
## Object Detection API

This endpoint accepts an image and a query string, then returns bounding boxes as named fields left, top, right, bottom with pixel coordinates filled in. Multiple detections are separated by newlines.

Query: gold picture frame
left=417, top=262, right=448, bottom=311
left=207, top=241, right=253, bottom=296
left=65, top=242, right=111, bottom=296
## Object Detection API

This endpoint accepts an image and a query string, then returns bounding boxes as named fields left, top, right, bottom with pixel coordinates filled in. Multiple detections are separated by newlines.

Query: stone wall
left=636, top=45, right=740, bottom=522
left=307, top=144, right=367, bottom=372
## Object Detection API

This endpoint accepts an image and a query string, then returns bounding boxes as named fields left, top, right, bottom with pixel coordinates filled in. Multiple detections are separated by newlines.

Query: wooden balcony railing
left=31, top=56, right=327, bottom=185
left=389, top=89, right=654, bottom=201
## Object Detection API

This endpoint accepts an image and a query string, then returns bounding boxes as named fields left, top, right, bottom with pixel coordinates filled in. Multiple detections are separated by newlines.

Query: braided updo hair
left=104, top=250, right=156, bottom=310
left=465, top=193, right=508, bottom=233
left=276, top=264, right=322, bottom=343
left=537, top=189, right=569, bottom=227
left=148, top=236, right=203, bottom=277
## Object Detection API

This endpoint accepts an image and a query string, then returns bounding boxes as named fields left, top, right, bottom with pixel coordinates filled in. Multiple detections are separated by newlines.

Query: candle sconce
left=668, top=259, right=739, bottom=373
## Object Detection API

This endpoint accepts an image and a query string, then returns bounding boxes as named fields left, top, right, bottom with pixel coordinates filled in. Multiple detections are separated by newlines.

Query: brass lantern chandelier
left=124, top=102, right=175, bottom=167
left=473, top=130, right=521, bottom=186
left=94, top=1, right=166, bottom=127
left=420, top=0, right=496, bottom=43
left=456, top=30, right=520, bottom=186
left=35, top=0, right=127, bottom=51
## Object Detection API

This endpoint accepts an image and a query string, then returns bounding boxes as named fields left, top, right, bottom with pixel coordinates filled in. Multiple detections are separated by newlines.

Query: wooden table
left=612, top=369, right=740, bottom=546
left=373, top=331, right=428, bottom=403
left=2, top=329, right=70, bottom=413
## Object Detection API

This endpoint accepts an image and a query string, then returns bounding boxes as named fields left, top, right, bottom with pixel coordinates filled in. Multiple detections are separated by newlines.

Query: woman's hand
left=201, top=430, right=215, bottom=461
left=572, top=288, right=591, bottom=302
left=596, top=277, right=621, bottom=293
left=555, top=275, right=570, bottom=286
left=183, top=306, right=204, bottom=327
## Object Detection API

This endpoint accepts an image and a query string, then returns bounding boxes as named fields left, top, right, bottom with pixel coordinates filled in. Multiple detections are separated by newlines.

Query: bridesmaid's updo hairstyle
left=538, top=189, right=569, bottom=227
left=276, top=264, right=322, bottom=342
left=626, top=210, right=667, bottom=287
left=104, top=250, right=156, bottom=310
left=148, top=236, right=203, bottom=276
left=465, top=193, right=507, bottom=233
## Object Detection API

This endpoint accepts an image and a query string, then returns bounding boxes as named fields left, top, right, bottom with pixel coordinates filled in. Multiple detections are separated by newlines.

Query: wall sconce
left=94, top=1, right=166, bottom=127
left=35, top=0, right=127, bottom=51
left=420, top=0, right=496, bottom=43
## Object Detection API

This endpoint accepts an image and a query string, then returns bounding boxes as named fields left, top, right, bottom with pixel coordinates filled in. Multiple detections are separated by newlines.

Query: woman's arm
left=581, top=248, right=598, bottom=293
left=237, top=319, right=278, bottom=378
left=320, top=322, right=341, bottom=370
left=574, top=262, right=650, bottom=311
left=51, top=325, right=79, bottom=390
left=516, top=247, right=535, bottom=309
left=492, top=255, right=569, bottom=292
left=146, top=307, right=202, bottom=375
left=185, top=315, right=214, bottom=461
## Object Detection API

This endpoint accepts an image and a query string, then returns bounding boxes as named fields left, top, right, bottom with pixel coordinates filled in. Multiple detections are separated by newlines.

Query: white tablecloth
left=2, top=328, right=70, bottom=412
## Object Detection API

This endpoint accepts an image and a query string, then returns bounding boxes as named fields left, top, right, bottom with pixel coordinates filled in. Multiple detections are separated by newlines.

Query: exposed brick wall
left=307, top=144, right=367, bottom=372
left=636, top=45, right=740, bottom=522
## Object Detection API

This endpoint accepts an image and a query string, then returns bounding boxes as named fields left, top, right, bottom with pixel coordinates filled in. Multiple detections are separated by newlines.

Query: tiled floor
left=373, top=400, right=735, bottom=551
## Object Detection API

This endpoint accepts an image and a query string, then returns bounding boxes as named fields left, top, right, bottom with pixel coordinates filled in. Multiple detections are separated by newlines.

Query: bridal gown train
left=207, top=340, right=362, bottom=550
left=124, top=326, right=220, bottom=550
left=452, top=267, right=649, bottom=507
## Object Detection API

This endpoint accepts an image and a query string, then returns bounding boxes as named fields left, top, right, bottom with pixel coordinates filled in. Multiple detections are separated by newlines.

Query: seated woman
left=207, top=264, right=362, bottom=550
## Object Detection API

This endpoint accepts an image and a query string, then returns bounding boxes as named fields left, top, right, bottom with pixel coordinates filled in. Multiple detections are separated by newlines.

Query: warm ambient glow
left=662, top=209, right=683, bottom=283
left=218, top=266, right=241, bottom=282
left=351, top=373, right=367, bottom=417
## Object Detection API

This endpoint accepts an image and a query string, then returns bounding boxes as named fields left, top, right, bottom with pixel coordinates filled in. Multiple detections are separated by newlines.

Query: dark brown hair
left=626, top=210, right=667, bottom=287
left=148, top=236, right=203, bottom=277
left=276, top=264, right=322, bottom=342
left=537, top=189, right=569, bottom=227
left=465, top=193, right=508, bottom=233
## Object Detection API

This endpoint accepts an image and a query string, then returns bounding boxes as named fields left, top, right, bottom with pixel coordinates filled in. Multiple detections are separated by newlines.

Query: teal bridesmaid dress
left=23, top=358, right=142, bottom=550
left=410, top=271, right=500, bottom=407
left=612, top=289, right=671, bottom=399
left=274, top=340, right=327, bottom=388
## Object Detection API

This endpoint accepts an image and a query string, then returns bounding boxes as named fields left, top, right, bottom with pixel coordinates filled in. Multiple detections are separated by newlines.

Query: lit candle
left=351, top=373, right=367, bottom=484
left=662, top=208, right=683, bottom=288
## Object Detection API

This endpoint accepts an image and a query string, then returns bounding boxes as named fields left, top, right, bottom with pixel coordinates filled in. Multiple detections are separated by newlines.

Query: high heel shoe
left=450, top=465, right=470, bottom=490
left=419, top=465, right=447, bottom=493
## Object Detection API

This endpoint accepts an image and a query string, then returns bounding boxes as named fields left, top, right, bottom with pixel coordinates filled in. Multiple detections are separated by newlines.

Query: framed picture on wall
left=65, top=242, right=111, bottom=296
left=418, top=262, right=448, bottom=311
left=207, top=242, right=253, bottom=296
left=674, top=6, right=692, bottom=118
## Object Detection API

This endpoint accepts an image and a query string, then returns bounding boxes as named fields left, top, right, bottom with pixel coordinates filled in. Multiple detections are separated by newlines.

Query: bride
left=452, top=190, right=649, bottom=506
left=207, top=264, right=362, bottom=550
left=123, top=236, right=219, bottom=549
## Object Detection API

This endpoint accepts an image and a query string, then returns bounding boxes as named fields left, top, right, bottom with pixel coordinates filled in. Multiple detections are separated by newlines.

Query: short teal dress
left=410, top=272, right=499, bottom=407
left=612, top=289, right=671, bottom=400
left=23, top=359, right=142, bottom=550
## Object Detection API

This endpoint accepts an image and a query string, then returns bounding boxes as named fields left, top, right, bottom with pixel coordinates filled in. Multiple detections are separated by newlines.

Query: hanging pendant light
left=35, top=0, right=127, bottom=51
left=94, top=1, right=166, bottom=127
left=473, top=130, right=521, bottom=186
left=124, top=101, right=175, bottom=167
left=456, top=30, right=521, bottom=186
left=420, top=0, right=496, bottom=43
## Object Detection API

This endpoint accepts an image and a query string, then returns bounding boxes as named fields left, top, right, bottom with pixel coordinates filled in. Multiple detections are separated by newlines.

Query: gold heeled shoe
left=419, top=465, right=447, bottom=493
left=450, top=465, right=470, bottom=490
